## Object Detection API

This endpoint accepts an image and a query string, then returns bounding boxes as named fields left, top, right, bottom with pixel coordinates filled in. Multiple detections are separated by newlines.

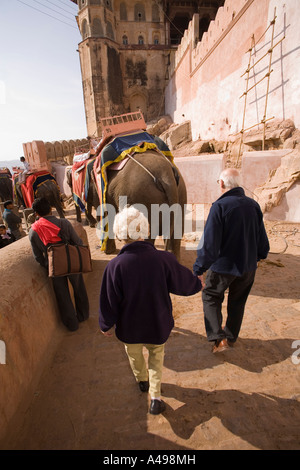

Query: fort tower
left=70, top=0, right=225, bottom=137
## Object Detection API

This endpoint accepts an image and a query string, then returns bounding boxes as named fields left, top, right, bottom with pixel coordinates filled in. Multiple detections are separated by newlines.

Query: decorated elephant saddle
left=15, top=171, right=58, bottom=208
left=93, top=130, right=174, bottom=251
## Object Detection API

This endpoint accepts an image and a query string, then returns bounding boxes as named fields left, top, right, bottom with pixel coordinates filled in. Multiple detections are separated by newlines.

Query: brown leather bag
left=47, top=243, right=92, bottom=277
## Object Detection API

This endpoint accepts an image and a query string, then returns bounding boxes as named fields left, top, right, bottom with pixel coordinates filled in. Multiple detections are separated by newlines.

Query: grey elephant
left=0, top=169, right=13, bottom=202
left=98, top=149, right=187, bottom=260
left=14, top=175, right=65, bottom=218
left=35, top=179, right=65, bottom=218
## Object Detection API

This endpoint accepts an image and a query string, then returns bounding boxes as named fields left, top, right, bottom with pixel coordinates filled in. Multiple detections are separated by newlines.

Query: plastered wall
left=0, top=237, right=62, bottom=444
left=165, top=0, right=300, bottom=143
left=0, top=224, right=90, bottom=446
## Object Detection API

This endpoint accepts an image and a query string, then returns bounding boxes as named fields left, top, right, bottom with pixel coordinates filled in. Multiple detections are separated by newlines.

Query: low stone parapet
left=0, top=222, right=90, bottom=445
left=241, top=150, right=293, bottom=198
left=174, top=154, right=225, bottom=204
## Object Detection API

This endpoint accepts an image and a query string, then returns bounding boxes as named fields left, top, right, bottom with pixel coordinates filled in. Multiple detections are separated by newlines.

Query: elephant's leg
left=165, top=236, right=181, bottom=261
left=15, top=184, right=25, bottom=208
left=105, top=237, right=116, bottom=254
left=75, top=204, right=82, bottom=223
left=86, top=202, right=97, bottom=228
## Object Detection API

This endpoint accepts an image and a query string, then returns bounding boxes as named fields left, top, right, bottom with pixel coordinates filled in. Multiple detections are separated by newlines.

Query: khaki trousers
left=124, top=343, right=165, bottom=399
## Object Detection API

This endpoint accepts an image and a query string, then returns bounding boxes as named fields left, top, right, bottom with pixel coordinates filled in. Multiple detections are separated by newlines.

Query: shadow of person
left=165, top=326, right=295, bottom=373
left=252, top=253, right=300, bottom=300
left=161, top=383, right=300, bottom=449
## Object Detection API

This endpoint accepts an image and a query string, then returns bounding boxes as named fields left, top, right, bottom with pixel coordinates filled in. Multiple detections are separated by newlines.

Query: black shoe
left=138, top=381, right=149, bottom=392
left=149, top=399, right=166, bottom=415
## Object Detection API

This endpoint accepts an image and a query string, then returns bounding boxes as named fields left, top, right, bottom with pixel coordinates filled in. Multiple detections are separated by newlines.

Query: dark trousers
left=52, top=273, right=89, bottom=331
left=202, top=269, right=256, bottom=342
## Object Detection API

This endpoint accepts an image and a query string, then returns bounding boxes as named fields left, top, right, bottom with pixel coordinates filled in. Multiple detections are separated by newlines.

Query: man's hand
left=198, top=275, right=205, bottom=290
left=101, top=329, right=114, bottom=337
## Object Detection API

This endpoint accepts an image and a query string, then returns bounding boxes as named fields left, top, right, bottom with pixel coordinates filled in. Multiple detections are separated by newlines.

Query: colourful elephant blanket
left=93, top=130, right=174, bottom=251
left=71, top=157, right=97, bottom=211
left=18, top=171, right=57, bottom=208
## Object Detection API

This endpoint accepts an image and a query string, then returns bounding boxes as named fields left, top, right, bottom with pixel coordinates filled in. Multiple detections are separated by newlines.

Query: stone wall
left=241, top=149, right=293, bottom=197
left=0, top=223, right=90, bottom=445
left=23, top=138, right=89, bottom=171
left=21, top=138, right=88, bottom=198
left=254, top=149, right=300, bottom=222
left=165, top=0, right=300, bottom=143
left=0, top=237, right=62, bottom=444
left=175, top=154, right=225, bottom=204
left=175, top=149, right=300, bottom=223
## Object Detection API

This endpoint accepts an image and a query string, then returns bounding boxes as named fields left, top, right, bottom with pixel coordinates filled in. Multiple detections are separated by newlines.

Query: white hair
left=219, top=168, right=240, bottom=189
left=113, top=206, right=149, bottom=241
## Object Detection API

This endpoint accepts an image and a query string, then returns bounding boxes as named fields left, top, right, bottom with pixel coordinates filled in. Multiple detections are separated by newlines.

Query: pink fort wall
left=165, top=0, right=300, bottom=143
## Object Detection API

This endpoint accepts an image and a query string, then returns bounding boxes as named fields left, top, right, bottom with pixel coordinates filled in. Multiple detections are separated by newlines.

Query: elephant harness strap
left=125, top=147, right=179, bottom=190
left=125, top=149, right=165, bottom=193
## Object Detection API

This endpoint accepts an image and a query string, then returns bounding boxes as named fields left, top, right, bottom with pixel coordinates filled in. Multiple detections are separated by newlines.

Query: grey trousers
left=202, top=269, right=256, bottom=342
left=51, top=273, right=89, bottom=331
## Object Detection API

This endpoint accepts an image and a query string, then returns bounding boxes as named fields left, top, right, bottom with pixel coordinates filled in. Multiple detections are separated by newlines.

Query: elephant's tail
left=155, top=163, right=182, bottom=243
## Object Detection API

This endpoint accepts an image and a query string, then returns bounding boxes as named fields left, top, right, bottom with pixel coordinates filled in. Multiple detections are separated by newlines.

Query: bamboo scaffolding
left=235, top=8, right=285, bottom=167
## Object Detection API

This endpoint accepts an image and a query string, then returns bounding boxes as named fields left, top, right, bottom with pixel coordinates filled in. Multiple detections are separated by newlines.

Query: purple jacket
left=99, top=241, right=202, bottom=344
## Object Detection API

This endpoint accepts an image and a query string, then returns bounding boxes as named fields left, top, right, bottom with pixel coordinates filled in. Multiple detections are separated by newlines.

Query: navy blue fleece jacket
left=193, top=187, right=270, bottom=277
left=99, top=241, right=202, bottom=344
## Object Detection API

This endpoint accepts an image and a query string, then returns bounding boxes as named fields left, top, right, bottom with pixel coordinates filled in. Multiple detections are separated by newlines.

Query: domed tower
left=70, top=0, right=224, bottom=137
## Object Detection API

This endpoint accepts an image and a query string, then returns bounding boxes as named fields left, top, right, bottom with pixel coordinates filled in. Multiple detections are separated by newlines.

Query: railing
left=100, top=111, right=146, bottom=138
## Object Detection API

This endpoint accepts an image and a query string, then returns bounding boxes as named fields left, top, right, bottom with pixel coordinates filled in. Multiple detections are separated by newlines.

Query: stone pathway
left=4, top=218, right=300, bottom=450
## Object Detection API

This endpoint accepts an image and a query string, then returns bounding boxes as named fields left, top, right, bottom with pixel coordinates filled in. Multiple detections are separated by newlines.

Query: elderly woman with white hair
left=99, top=206, right=202, bottom=415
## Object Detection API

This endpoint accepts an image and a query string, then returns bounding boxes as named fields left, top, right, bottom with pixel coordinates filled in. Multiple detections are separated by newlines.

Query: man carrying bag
left=29, top=197, right=90, bottom=331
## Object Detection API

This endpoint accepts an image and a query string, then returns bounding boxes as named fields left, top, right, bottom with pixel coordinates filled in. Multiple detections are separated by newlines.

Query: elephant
left=13, top=175, right=65, bottom=218
left=66, top=163, right=100, bottom=228
left=99, top=149, right=187, bottom=260
left=0, top=171, right=13, bottom=202
left=35, top=179, right=65, bottom=218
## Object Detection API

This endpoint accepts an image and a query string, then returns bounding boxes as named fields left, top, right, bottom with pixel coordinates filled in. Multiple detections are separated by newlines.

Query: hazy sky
left=0, top=0, right=87, bottom=161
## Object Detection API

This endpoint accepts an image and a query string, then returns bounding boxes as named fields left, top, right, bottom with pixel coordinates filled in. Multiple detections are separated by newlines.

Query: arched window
left=134, top=3, right=145, bottom=22
left=138, top=35, right=144, bottom=45
left=152, top=4, right=159, bottom=22
left=106, top=21, right=115, bottom=40
left=81, top=19, right=88, bottom=39
left=122, top=35, right=128, bottom=45
left=120, top=2, right=127, bottom=21
left=92, top=18, right=103, bottom=37
left=153, top=35, right=159, bottom=45
left=80, top=0, right=86, bottom=9
left=105, top=0, right=112, bottom=11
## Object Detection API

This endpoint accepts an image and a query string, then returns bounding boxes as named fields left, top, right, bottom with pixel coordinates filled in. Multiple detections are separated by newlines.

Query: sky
left=0, top=0, right=87, bottom=162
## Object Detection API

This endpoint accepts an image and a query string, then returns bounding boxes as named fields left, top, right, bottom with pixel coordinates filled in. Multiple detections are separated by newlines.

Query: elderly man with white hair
left=99, top=205, right=202, bottom=415
left=193, top=168, right=269, bottom=353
